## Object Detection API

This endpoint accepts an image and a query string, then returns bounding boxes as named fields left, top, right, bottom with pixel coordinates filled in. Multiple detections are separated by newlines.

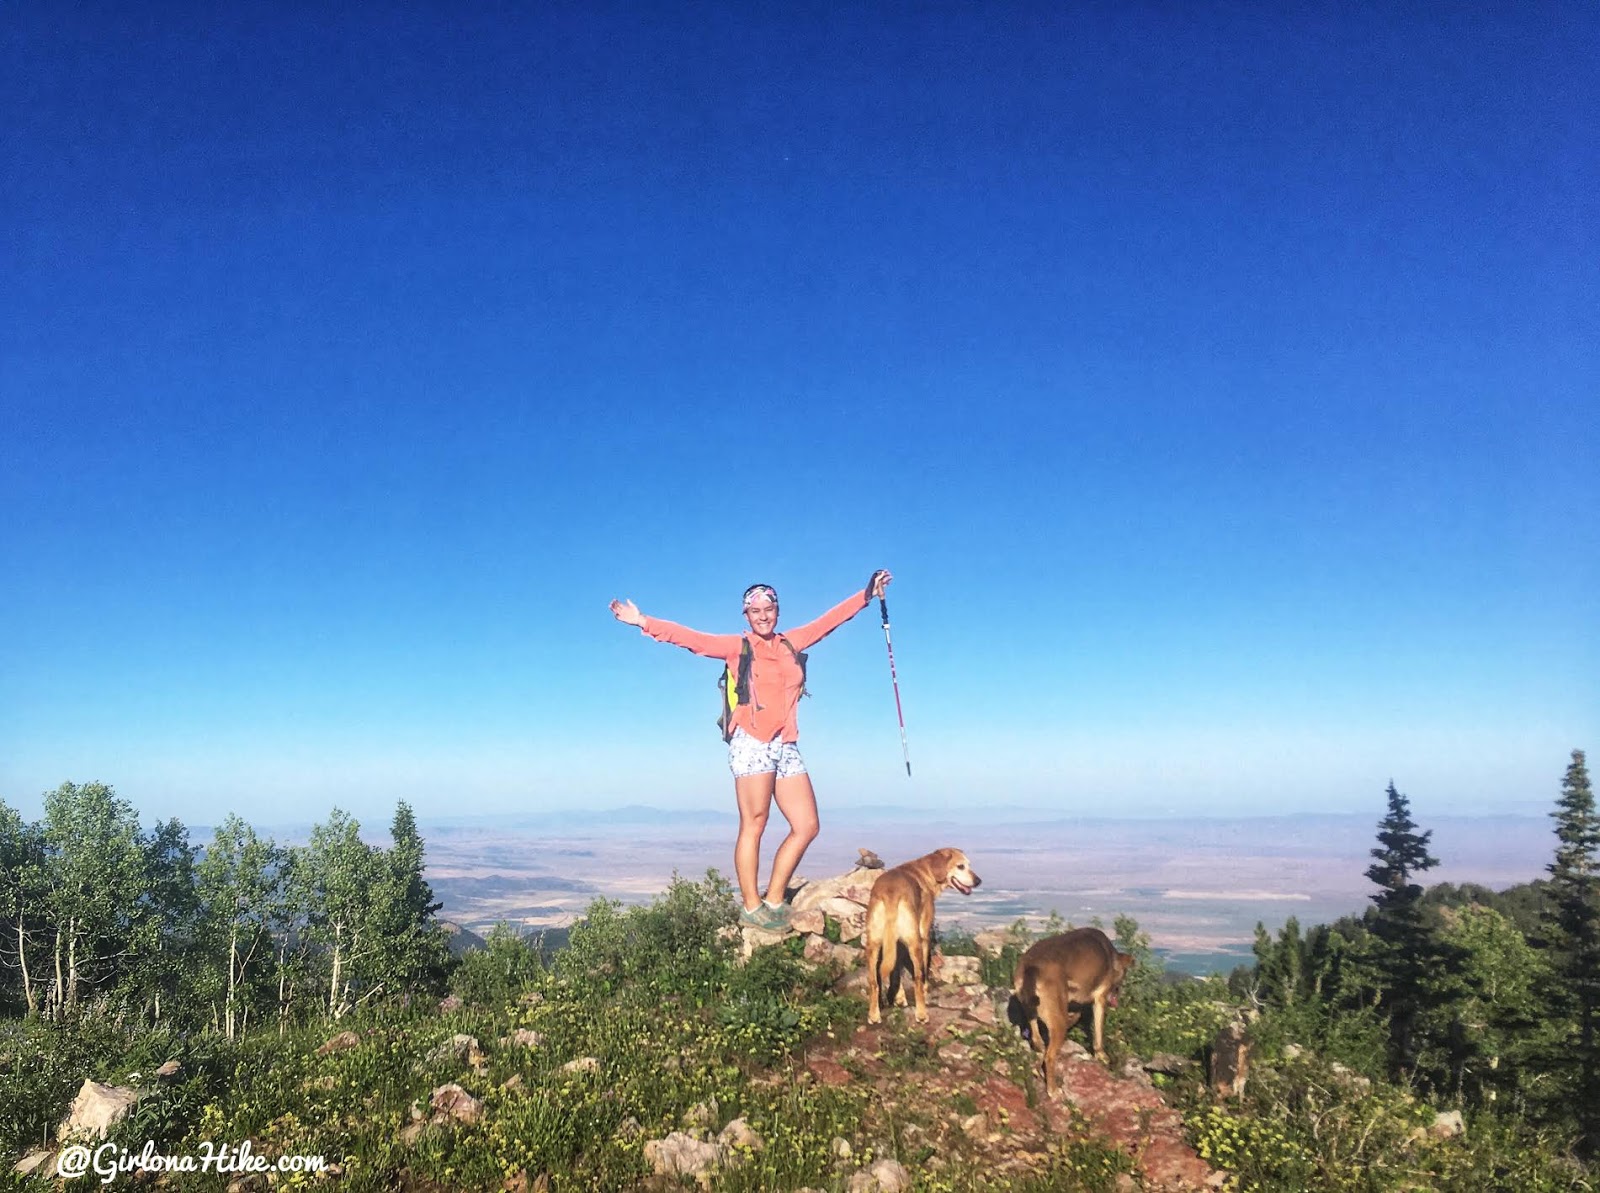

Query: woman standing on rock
left=610, top=571, right=892, bottom=930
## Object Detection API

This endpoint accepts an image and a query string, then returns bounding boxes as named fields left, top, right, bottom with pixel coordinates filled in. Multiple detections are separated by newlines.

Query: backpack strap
left=777, top=635, right=809, bottom=698
left=718, top=637, right=755, bottom=742
left=717, top=634, right=809, bottom=741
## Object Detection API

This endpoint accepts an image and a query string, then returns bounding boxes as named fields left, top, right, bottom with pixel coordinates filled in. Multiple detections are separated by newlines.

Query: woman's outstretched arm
left=610, top=598, right=742, bottom=659
left=783, top=570, right=892, bottom=652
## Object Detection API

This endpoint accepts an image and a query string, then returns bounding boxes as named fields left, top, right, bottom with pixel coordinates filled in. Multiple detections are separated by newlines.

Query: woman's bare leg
left=765, top=773, right=820, bottom=904
left=734, top=772, right=777, bottom=910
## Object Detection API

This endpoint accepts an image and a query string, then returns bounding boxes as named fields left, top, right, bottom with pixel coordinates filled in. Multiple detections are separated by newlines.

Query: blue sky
left=3, top=4, right=1595, bottom=828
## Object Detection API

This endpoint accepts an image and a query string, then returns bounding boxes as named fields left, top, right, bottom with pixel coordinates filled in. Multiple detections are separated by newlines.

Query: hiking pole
left=876, top=589, right=912, bottom=777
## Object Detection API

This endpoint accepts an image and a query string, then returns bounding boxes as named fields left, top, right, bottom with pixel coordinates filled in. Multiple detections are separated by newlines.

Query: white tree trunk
left=328, top=920, right=344, bottom=1020
left=226, top=923, right=239, bottom=1041
left=17, top=918, right=36, bottom=1016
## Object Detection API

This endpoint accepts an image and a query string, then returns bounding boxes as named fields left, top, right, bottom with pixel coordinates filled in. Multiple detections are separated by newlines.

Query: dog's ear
left=932, top=847, right=957, bottom=875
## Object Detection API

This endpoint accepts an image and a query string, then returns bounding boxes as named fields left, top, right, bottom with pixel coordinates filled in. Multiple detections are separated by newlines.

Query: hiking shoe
left=738, top=903, right=788, bottom=932
left=761, top=900, right=792, bottom=928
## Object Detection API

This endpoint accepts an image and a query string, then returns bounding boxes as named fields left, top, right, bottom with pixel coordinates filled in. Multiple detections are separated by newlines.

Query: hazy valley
left=419, top=807, right=1554, bottom=974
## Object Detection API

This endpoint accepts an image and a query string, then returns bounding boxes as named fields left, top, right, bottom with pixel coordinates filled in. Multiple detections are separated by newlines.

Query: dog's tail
left=1013, top=963, right=1041, bottom=1015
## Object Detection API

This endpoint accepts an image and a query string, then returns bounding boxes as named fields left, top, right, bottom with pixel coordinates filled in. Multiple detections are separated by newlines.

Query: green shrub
left=448, top=923, right=545, bottom=1007
left=555, top=870, right=736, bottom=1000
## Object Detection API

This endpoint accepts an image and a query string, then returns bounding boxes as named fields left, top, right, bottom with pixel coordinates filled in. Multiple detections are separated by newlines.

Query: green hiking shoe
left=738, top=902, right=789, bottom=932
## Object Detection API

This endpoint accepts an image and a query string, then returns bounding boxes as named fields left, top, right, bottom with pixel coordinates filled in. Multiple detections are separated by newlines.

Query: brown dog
left=1009, top=927, right=1135, bottom=1094
left=864, top=848, right=981, bottom=1024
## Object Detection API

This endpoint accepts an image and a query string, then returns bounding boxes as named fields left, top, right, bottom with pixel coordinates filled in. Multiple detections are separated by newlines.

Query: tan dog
left=864, top=848, right=981, bottom=1024
left=1009, top=927, right=1135, bottom=1095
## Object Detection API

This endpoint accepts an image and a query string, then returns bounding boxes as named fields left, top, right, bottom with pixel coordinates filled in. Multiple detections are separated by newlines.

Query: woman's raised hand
left=609, top=598, right=644, bottom=626
left=867, top=569, right=893, bottom=599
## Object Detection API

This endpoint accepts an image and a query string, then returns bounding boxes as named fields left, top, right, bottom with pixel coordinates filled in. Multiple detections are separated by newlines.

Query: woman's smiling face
left=743, top=595, right=778, bottom=636
left=742, top=585, right=779, bottom=636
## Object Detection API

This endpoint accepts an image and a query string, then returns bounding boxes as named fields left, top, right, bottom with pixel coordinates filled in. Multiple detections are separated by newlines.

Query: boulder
left=789, top=908, right=825, bottom=936
left=429, top=1083, right=483, bottom=1125
left=803, top=936, right=862, bottom=969
left=817, top=897, right=868, bottom=941
left=929, top=984, right=987, bottom=1012
left=59, top=1080, right=143, bottom=1141
left=1209, top=1023, right=1250, bottom=1099
left=837, top=875, right=884, bottom=907
left=155, top=1060, right=182, bottom=1080
left=847, top=1159, right=911, bottom=1192
left=1430, top=1110, right=1465, bottom=1138
left=739, top=923, right=790, bottom=960
left=14, top=1149, right=54, bottom=1177
left=933, top=954, right=983, bottom=985
left=717, top=1117, right=764, bottom=1153
left=791, top=868, right=882, bottom=916
left=643, top=1132, right=721, bottom=1180
left=967, top=995, right=1000, bottom=1026
left=316, top=1030, right=361, bottom=1057
left=803, top=935, right=837, bottom=966
left=561, top=1057, right=600, bottom=1076
left=502, top=1029, right=544, bottom=1050
left=424, top=1034, right=484, bottom=1068
left=1142, top=1052, right=1194, bottom=1075
left=972, top=929, right=1012, bottom=957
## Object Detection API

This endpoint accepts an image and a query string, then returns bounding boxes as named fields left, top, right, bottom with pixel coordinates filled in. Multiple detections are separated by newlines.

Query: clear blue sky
left=3, top=4, right=1595, bottom=827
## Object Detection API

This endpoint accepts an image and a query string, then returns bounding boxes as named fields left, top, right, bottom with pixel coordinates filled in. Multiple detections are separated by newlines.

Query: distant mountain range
left=417, top=805, right=1549, bottom=832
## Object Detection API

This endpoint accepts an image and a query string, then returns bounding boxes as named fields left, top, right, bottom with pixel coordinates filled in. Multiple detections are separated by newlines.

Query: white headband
left=742, top=585, right=778, bottom=609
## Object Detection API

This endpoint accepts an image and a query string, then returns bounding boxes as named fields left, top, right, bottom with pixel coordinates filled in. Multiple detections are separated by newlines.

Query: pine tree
left=1364, top=780, right=1442, bottom=1072
left=1543, top=749, right=1600, bottom=1149
left=373, top=801, right=450, bottom=994
left=1366, top=781, right=1439, bottom=913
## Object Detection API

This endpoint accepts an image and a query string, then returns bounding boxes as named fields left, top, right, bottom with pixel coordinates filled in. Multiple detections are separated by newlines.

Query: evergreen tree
left=1253, top=917, right=1306, bottom=1007
left=371, top=801, right=450, bottom=994
left=1364, top=780, right=1443, bottom=1072
left=1366, top=781, right=1439, bottom=913
left=1543, top=749, right=1600, bottom=1149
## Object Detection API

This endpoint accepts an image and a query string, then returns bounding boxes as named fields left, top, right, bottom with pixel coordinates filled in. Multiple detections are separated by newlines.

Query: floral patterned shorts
left=727, top=728, right=808, bottom=779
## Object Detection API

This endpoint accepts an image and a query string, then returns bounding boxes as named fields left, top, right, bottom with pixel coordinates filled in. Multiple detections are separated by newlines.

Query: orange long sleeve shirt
left=639, top=590, right=872, bottom=743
